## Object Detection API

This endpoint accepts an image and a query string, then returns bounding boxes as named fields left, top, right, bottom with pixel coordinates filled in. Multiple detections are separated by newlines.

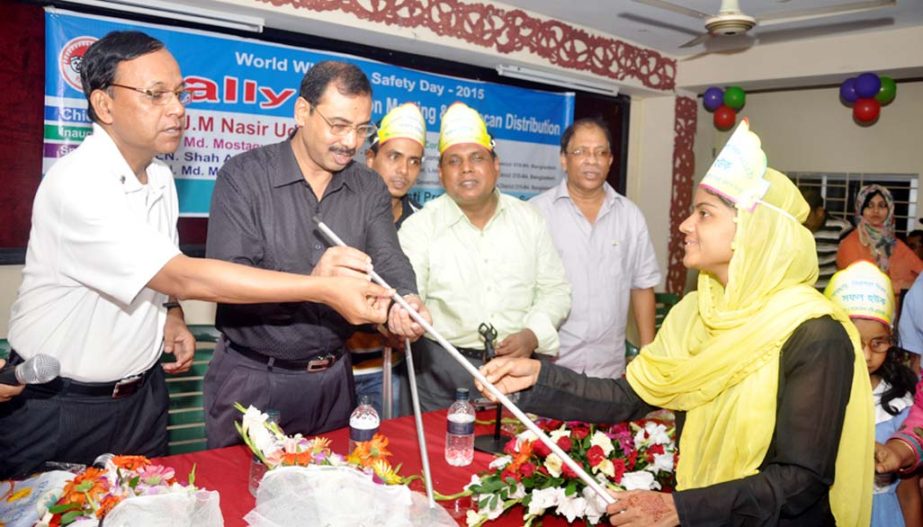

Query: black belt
left=10, top=350, right=156, bottom=399
left=456, top=346, right=487, bottom=361
left=227, top=341, right=341, bottom=373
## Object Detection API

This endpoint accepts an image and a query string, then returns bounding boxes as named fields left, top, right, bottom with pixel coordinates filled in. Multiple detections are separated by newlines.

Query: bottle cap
left=265, top=409, right=280, bottom=424
left=359, top=394, right=372, bottom=406
left=455, top=388, right=470, bottom=401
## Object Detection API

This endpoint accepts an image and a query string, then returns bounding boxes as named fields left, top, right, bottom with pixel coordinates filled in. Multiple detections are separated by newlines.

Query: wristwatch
left=162, top=301, right=182, bottom=310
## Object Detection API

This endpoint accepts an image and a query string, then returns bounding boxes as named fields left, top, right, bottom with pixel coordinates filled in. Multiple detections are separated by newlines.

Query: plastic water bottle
left=248, top=408, right=280, bottom=497
left=445, top=388, right=475, bottom=467
left=349, top=395, right=380, bottom=453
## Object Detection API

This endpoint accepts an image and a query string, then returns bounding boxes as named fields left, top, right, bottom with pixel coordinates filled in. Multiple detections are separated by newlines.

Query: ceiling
left=501, top=0, right=923, bottom=57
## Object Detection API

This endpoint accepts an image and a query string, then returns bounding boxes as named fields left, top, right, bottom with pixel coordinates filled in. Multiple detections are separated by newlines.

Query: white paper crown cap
left=700, top=119, right=769, bottom=213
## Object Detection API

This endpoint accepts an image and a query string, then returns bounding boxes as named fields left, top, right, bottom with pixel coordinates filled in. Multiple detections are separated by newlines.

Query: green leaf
left=60, top=510, right=83, bottom=525
left=73, top=480, right=93, bottom=492
left=48, top=503, right=79, bottom=514
left=564, top=480, right=577, bottom=496
left=188, top=463, right=197, bottom=486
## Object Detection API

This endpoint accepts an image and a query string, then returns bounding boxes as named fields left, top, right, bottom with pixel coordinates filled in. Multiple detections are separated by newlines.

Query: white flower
left=633, top=427, right=648, bottom=447
left=555, top=494, right=588, bottom=522
left=582, top=486, right=609, bottom=524
left=466, top=509, right=487, bottom=526
left=527, top=487, right=561, bottom=516
left=549, top=427, right=571, bottom=442
left=480, top=494, right=506, bottom=521
left=590, top=431, right=614, bottom=456
left=544, top=453, right=563, bottom=478
left=648, top=452, right=674, bottom=474
left=516, top=430, right=538, bottom=449
left=621, top=470, right=659, bottom=491
left=465, top=474, right=482, bottom=492
left=510, top=482, right=527, bottom=500
left=593, top=458, right=615, bottom=479
left=644, top=422, right=672, bottom=446
left=242, top=406, right=278, bottom=456
left=489, top=455, right=512, bottom=470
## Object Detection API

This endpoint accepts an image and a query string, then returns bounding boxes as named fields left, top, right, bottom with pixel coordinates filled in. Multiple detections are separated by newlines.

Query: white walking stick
left=314, top=217, right=615, bottom=505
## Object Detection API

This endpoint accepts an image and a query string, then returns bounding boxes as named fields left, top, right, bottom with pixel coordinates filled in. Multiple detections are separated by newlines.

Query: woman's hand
left=876, top=440, right=916, bottom=474
left=475, top=356, right=541, bottom=401
left=607, top=490, right=679, bottom=527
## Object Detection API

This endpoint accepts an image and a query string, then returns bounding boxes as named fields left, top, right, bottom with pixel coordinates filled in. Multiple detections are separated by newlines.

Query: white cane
left=314, top=217, right=615, bottom=506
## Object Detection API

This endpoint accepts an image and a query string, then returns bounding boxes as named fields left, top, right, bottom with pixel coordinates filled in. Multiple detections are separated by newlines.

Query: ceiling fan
left=633, top=0, right=896, bottom=49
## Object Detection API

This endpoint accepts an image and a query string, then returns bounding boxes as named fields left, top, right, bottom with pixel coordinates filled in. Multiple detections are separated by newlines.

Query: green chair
left=0, top=338, right=10, bottom=361
left=162, top=324, right=220, bottom=455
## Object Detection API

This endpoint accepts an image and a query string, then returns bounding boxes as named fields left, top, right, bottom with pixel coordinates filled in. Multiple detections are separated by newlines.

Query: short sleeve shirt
left=8, top=124, right=181, bottom=382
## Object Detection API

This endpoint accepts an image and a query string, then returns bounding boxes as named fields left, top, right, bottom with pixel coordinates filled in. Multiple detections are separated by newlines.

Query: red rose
left=586, top=445, right=605, bottom=467
left=627, top=450, right=639, bottom=470
left=613, top=458, right=626, bottom=483
left=542, top=419, right=563, bottom=431
left=503, top=438, right=518, bottom=455
left=533, top=439, right=552, bottom=458
left=501, top=467, right=522, bottom=482
left=520, top=462, right=536, bottom=478
left=649, top=444, right=665, bottom=456
left=571, top=425, right=590, bottom=440
left=556, top=436, right=573, bottom=452
left=561, top=461, right=578, bottom=479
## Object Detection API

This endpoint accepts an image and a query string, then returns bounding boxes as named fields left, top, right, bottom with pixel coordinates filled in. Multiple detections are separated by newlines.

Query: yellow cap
left=376, top=103, right=426, bottom=147
left=700, top=119, right=769, bottom=213
left=824, top=261, right=895, bottom=326
left=438, top=102, right=493, bottom=154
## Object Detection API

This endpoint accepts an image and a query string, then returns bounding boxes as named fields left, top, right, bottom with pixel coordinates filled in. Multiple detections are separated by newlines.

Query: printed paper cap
left=700, top=119, right=769, bottom=212
left=824, top=260, right=895, bottom=326
left=438, top=102, right=492, bottom=154
left=376, top=103, right=426, bottom=147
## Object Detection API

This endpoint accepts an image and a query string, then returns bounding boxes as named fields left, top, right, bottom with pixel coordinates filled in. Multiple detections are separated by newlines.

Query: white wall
left=693, top=81, right=923, bottom=216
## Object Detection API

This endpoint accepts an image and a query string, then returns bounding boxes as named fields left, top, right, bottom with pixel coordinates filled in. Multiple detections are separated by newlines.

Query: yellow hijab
left=626, top=169, right=873, bottom=526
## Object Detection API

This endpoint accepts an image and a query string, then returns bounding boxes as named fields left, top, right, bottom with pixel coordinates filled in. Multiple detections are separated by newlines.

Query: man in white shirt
left=0, top=31, right=393, bottom=479
left=531, top=118, right=661, bottom=379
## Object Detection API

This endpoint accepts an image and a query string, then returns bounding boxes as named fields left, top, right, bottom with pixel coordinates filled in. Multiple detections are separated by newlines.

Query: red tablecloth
left=156, top=409, right=580, bottom=526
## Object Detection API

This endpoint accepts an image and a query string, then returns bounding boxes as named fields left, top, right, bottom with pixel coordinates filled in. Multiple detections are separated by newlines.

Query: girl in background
left=836, top=184, right=922, bottom=295
left=826, top=261, right=921, bottom=527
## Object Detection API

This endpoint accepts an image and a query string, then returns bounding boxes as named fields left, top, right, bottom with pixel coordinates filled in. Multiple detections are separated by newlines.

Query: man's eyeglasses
left=862, top=336, right=893, bottom=354
left=109, top=83, right=192, bottom=105
left=313, top=106, right=378, bottom=138
left=566, top=147, right=612, bottom=160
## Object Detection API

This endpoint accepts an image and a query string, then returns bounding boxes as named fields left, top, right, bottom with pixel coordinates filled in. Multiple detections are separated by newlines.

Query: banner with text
left=45, top=10, right=574, bottom=216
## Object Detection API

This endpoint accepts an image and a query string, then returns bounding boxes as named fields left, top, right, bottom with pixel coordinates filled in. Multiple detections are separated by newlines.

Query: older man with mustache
left=204, top=61, right=430, bottom=447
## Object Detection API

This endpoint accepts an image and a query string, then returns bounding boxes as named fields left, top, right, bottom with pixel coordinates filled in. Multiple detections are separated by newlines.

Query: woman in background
left=837, top=184, right=922, bottom=295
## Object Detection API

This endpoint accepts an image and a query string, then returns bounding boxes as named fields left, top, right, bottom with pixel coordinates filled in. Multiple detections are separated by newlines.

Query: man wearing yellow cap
left=348, top=103, right=427, bottom=417
left=366, top=102, right=426, bottom=227
left=398, top=102, right=571, bottom=410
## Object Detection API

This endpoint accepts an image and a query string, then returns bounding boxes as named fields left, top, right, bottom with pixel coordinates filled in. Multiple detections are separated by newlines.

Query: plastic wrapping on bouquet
left=248, top=408, right=280, bottom=497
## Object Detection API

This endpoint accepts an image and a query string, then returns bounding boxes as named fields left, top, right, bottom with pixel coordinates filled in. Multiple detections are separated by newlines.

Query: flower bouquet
left=36, top=455, right=220, bottom=527
left=236, top=404, right=454, bottom=527
left=463, top=417, right=677, bottom=526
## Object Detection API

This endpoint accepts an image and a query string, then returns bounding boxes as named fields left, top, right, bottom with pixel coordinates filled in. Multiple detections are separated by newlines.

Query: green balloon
left=723, top=86, right=746, bottom=111
left=875, top=76, right=896, bottom=105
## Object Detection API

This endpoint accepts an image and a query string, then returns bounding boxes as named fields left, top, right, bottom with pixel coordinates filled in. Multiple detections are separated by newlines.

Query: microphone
left=0, top=354, right=61, bottom=386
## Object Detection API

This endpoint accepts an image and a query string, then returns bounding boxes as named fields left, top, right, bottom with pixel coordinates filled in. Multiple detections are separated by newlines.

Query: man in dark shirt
left=204, top=62, right=429, bottom=447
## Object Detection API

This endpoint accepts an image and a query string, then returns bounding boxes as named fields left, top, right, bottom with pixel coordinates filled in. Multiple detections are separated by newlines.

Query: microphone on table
left=0, top=354, right=61, bottom=386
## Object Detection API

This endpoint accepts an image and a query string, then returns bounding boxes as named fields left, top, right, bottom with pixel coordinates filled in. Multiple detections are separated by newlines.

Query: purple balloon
left=703, top=87, right=724, bottom=112
left=839, top=78, right=858, bottom=105
left=855, top=72, right=881, bottom=99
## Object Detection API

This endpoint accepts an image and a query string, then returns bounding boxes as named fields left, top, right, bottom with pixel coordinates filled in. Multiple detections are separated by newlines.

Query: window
left=789, top=172, right=919, bottom=236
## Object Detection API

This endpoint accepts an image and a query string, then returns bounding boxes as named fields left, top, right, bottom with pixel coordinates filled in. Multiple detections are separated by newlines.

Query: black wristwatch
left=162, top=301, right=182, bottom=310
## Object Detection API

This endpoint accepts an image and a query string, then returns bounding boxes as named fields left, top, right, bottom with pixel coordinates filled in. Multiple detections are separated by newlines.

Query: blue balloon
left=839, top=78, right=858, bottom=105
left=855, top=72, right=881, bottom=99
left=703, top=87, right=724, bottom=112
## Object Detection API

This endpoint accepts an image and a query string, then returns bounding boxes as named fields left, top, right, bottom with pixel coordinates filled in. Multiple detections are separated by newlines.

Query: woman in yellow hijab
left=479, top=121, right=873, bottom=526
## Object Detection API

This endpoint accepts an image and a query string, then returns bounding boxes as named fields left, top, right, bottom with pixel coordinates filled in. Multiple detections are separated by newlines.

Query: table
left=156, top=409, right=581, bottom=526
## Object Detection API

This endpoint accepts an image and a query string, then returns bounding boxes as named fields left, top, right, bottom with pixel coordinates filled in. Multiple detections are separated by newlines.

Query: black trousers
left=203, top=338, right=356, bottom=449
left=0, top=366, right=169, bottom=479
left=412, top=337, right=484, bottom=412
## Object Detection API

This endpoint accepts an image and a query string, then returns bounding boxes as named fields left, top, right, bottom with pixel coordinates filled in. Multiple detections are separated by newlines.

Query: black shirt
left=519, top=316, right=854, bottom=526
left=206, top=140, right=417, bottom=360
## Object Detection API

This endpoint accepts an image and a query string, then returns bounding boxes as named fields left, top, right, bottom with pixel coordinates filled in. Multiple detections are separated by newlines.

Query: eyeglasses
left=313, top=106, right=377, bottom=138
left=862, top=336, right=893, bottom=354
left=109, top=83, right=192, bottom=105
left=566, top=147, right=612, bottom=160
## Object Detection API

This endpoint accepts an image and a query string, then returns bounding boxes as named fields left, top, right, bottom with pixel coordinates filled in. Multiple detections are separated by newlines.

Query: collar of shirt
left=441, top=188, right=507, bottom=229
left=87, top=123, right=168, bottom=197
left=550, top=177, right=621, bottom=220
left=271, top=140, right=354, bottom=197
